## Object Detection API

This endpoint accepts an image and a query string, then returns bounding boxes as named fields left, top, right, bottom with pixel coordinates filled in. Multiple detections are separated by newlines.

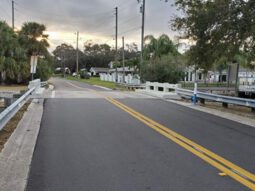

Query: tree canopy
left=172, top=0, right=255, bottom=70
left=141, top=34, right=184, bottom=83
left=0, top=21, right=52, bottom=83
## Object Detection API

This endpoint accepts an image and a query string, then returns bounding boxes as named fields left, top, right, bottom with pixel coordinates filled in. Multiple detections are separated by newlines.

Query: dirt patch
left=0, top=85, right=27, bottom=92
left=178, top=98, right=255, bottom=119
left=0, top=100, right=31, bottom=152
left=0, top=99, right=4, bottom=107
left=199, top=101, right=255, bottom=119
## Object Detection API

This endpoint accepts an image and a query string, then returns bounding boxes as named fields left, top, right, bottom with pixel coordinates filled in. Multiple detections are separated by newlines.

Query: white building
left=183, top=66, right=255, bottom=85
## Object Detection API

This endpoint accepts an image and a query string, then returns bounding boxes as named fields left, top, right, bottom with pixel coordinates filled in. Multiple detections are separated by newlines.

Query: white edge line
left=93, top=85, right=112, bottom=91
left=51, top=90, right=55, bottom=98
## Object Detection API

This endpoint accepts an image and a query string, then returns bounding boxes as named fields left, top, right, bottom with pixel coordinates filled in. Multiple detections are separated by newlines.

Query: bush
left=35, top=59, right=53, bottom=81
left=141, top=56, right=184, bottom=84
left=80, top=70, right=90, bottom=79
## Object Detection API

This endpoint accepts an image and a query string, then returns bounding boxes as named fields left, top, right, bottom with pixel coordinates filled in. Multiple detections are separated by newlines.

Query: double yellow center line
left=106, top=97, right=255, bottom=190
left=66, top=81, right=255, bottom=190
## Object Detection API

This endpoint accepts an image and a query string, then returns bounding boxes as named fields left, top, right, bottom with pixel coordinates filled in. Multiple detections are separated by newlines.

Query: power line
left=0, top=4, right=12, bottom=20
left=118, top=0, right=137, bottom=11
left=119, top=26, right=141, bottom=36
left=119, top=15, right=140, bottom=26
left=15, top=2, right=113, bottom=20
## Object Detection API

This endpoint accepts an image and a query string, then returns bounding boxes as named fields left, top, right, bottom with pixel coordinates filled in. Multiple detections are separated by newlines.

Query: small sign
left=30, top=56, right=38, bottom=74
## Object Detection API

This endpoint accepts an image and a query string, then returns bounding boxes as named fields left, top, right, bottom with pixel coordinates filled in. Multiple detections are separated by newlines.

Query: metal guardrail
left=0, top=87, right=35, bottom=131
left=176, top=88, right=255, bottom=108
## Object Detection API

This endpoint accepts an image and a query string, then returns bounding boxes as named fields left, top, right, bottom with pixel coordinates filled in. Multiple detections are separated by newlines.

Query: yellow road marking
left=66, top=81, right=91, bottom=91
left=219, top=172, right=227, bottom=176
left=106, top=97, right=255, bottom=190
left=65, top=80, right=255, bottom=190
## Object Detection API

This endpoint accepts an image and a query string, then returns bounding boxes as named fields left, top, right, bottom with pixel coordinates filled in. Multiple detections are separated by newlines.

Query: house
left=109, top=66, right=136, bottom=74
left=89, top=67, right=109, bottom=76
left=183, top=66, right=255, bottom=84
left=183, top=66, right=209, bottom=82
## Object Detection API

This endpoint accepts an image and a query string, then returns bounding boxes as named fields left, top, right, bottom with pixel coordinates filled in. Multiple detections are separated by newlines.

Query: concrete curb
left=167, top=99, right=255, bottom=128
left=93, top=85, right=112, bottom=91
left=0, top=99, right=44, bottom=191
left=137, top=91, right=255, bottom=128
left=136, top=89, right=181, bottom=100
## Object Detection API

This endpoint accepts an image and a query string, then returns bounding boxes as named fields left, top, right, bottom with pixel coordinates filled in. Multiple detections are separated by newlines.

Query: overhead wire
left=0, top=0, right=12, bottom=20
left=6, top=1, right=142, bottom=47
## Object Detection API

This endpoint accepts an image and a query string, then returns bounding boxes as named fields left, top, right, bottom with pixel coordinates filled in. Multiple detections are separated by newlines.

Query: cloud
left=0, top=0, right=181, bottom=51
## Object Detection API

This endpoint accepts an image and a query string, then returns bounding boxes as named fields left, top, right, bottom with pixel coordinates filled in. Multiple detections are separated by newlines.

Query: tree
left=52, top=43, right=81, bottom=72
left=142, top=54, right=184, bottom=83
left=172, top=0, right=255, bottom=70
left=84, top=41, right=114, bottom=69
left=19, top=22, right=49, bottom=56
left=0, top=21, right=30, bottom=83
left=19, top=22, right=53, bottom=80
left=141, top=34, right=184, bottom=83
left=143, top=34, right=178, bottom=60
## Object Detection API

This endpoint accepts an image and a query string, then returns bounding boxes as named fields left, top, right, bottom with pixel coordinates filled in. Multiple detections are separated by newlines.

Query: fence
left=144, top=82, right=255, bottom=110
left=145, top=82, right=180, bottom=92
left=99, top=73, right=141, bottom=85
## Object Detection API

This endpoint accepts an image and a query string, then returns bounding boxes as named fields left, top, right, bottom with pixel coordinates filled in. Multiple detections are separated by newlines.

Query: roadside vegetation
left=0, top=21, right=53, bottom=84
left=0, top=100, right=31, bottom=152
left=66, top=76, right=120, bottom=90
left=171, top=0, right=255, bottom=75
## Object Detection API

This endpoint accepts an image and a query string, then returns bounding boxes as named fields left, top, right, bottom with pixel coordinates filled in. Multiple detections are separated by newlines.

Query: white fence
left=239, top=85, right=255, bottom=93
left=100, top=73, right=141, bottom=85
left=145, top=82, right=180, bottom=92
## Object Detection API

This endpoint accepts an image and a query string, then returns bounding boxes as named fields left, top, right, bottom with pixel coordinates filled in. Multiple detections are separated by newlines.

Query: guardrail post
left=222, top=102, right=228, bottom=108
left=4, top=98, right=13, bottom=108
left=200, top=98, right=205, bottom=104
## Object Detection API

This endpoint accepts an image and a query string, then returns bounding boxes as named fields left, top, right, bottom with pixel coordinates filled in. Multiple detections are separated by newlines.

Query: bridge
left=1, top=78, right=255, bottom=191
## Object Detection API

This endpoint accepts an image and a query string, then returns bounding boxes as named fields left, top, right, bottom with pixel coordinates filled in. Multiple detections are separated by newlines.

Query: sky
left=0, top=0, right=183, bottom=52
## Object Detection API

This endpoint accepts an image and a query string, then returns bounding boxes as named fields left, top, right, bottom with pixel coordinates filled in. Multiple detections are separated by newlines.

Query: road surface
left=26, top=78, right=255, bottom=191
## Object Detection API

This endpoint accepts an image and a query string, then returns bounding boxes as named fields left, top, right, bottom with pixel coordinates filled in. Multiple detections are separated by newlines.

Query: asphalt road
left=26, top=78, right=255, bottom=191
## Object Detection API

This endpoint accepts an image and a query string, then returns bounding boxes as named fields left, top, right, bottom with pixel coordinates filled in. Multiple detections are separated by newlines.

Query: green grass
left=181, top=82, right=236, bottom=88
left=66, top=76, right=118, bottom=89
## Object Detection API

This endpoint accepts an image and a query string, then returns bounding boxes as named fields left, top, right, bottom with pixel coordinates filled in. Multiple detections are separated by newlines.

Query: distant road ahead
left=26, top=78, right=255, bottom=191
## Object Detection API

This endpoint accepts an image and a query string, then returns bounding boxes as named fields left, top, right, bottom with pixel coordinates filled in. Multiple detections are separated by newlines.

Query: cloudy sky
left=0, top=0, right=181, bottom=51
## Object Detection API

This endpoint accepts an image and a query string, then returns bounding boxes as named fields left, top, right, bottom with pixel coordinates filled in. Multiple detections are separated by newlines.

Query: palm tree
left=19, top=22, right=50, bottom=57
left=144, top=34, right=178, bottom=60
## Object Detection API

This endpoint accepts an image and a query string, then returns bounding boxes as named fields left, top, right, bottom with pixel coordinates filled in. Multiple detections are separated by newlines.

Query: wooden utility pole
left=12, top=0, right=14, bottom=29
left=76, top=31, right=79, bottom=77
left=140, top=0, right=145, bottom=77
left=122, top=36, right=125, bottom=83
left=115, top=7, right=118, bottom=83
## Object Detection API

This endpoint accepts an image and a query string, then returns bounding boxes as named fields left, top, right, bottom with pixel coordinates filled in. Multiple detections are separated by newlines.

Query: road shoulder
left=136, top=90, right=255, bottom=128
left=0, top=99, right=44, bottom=191
left=167, top=99, right=255, bottom=128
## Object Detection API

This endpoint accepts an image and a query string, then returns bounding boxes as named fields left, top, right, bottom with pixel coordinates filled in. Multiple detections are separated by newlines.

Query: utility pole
left=122, top=36, right=125, bottom=83
left=76, top=31, right=79, bottom=77
left=12, top=0, right=14, bottom=29
left=138, top=0, right=145, bottom=79
left=115, top=7, right=118, bottom=83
